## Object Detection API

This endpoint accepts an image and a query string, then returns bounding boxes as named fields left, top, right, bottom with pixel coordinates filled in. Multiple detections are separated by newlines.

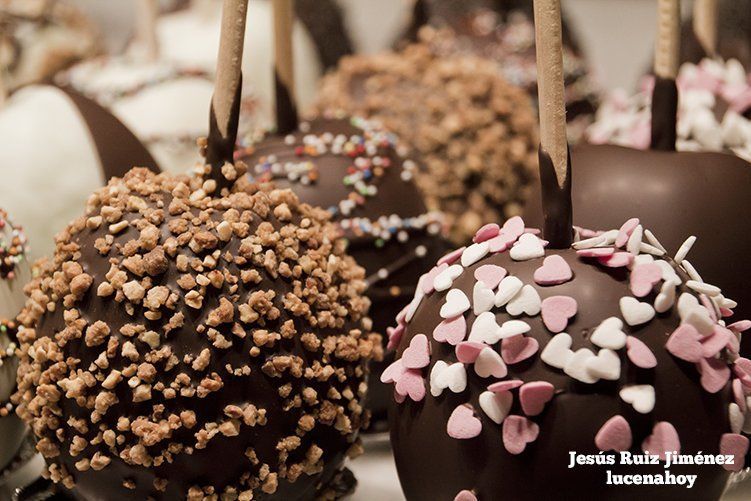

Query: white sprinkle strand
left=674, top=236, right=697, bottom=264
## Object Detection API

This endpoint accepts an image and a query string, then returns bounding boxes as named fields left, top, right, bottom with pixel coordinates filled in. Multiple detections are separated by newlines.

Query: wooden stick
left=533, top=0, right=568, bottom=187
left=654, top=0, right=680, bottom=79
left=206, top=0, right=248, bottom=172
left=273, top=0, right=299, bottom=134
left=135, top=0, right=160, bottom=61
left=693, top=0, right=718, bottom=56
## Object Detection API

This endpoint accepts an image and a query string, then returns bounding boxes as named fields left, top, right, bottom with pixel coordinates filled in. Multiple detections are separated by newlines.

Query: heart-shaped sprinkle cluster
left=385, top=217, right=748, bottom=467
left=586, top=57, right=751, bottom=161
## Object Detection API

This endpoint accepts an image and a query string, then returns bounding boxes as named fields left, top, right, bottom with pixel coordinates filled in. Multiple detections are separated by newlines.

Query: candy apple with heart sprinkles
left=385, top=1, right=751, bottom=500
left=525, top=0, right=751, bottom=358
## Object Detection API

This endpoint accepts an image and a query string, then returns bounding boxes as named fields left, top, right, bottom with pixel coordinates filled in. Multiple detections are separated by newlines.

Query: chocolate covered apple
left=12, top=2, right=379, bottom=498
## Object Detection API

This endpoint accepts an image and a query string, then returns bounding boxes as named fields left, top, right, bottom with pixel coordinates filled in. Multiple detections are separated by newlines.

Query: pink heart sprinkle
left=501, top=335, right=539, bottom=365
left=395, top=369, right=426, bottom=401
left=438, top=247, right=465, bottom=266
left=701, top=326, right=733, bottom=359
left=697, top=357, right=731, bottom=394
left=402, top=334, right=430, bottom=369
left=433, top=316, right=467, bottom=345
left=720, top=434, right=749, bottom=472
left=615, top=218, right=639, bottom=248
left=726, top=332, right=741, bottom=355
left=626, top=336, right=657, bottom=369
left=721, top=307, right=735, bottom=318
left=473, top=223, right=500, bottom=243
left=380, top=359, right=406, bottom=384
left=519, top=381, right=555, bottom=416
left=666, top=324, right=704, bottom=362
left=733, top=379, right=747, bottom=412
left=394, top=389, right=406, bottom=404
left=733, top=358, right=751, bottom=388
left=453, top=491, right=477, bottom=501
left=577, top=247, right=615, bottom=258
left=641, top=421, right=680, bottom=460
left=474, top=264, right=507, bottom=289
left=487, top=232, right=517, bottom=253
left=729, top=320, right=751, bottom=334
left=541, top=296, right=578, bottom=333
left=595, top=415, right=632, bottom=452
left=421, top=263, right=448, bottom=295
left=456, top=341, right=486, bottom=363
left=533, top=255, right=573, bottom=286
left=502, top=415, right=539, bottom=455
left=447, top=404, right=482, bottom=439
left=488, top=379, right=524, bottom=393
left=386, top=324, right=405, bottom=351
left=597, top=252, right=634, bottom=268
left=524, top=228, right=541, bottom=235
left=395, top=305, right=409, bottom=325
left=575, top=226, right=602, bottom=239
left=501, top=216, right=525, bottom=239
left=630, top=263, right=662, bottom=298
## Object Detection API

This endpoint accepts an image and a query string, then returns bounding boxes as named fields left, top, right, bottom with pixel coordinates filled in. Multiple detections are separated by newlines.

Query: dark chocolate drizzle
left=60, top=86, right=160, bottom=179
left=649, top=77, right=679, bottom=152
left=401, top=0, right=430, bottom=45
left=206, top=74, right=243, bottom=190
left=273, top=70, right=299, bottom=136
left=294, top=0, right=353, bottom=70
left=538, top=146, right=573, bottom=249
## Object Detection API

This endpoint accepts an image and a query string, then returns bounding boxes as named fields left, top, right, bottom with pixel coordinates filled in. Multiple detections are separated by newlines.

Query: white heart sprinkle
left=591, top=317, right=627, bottom=350
left=461, top=241, right=490, bottom=267
left=600, top=229, right=619, bottom=244
left=720, top=296, right=737, bottom=309
left=729, top=403, right=744, bottom=434
left=655, top=260, right=680, bottom=283
left=686, top=280, right=721, bottom=297
left=626, top=224, right=643, bottom=255
left=619, top=385, right=655, bottom=414
left=434, top=264, right=464, bottom=292
left=677, top=293, right=700, bottom=318
left=506, top=285, right=542, bottom=316
left=479, top=390, right=512, bottom=424
left=429, top=361, right=449, bottom=397
left=495, top=276, right=523, bottom=307
left=498, top=320, right=532, bottom=340
left=654, top=280, right=678, bottom=314
left=619, top=297, right=655, bottom=326
left=541, top=333, right=574, bottom=369
left=631, top=254, right=654, bottom=267
left=430, top=361, right=467, bottom=397
left=585, top=349, right=621, bottom=381
left=564, top=348, right=599, bottom=384
left=473, top=281, right=495, bottom=315
left=475, top=348, right=507, bottom=378
left=674, top=236, right=696, bottom=264
left=440, top=289, right=470, bottom=319
left=468, top=312, right=502, bottom=344
left=510, top=233, right=545, bottom=261
left=683, top=305, right=715, bottom=336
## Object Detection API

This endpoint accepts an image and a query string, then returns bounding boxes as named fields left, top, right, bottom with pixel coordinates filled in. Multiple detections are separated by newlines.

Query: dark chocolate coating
left=15, top=169, right=374, bottom=500
left=294, top=0, right=353, bottom=70
left=649, top=78, right=678, bottom=152
left=389, top=248, right=732, bottom=500
left=524, top=144, right=751, bottom=356
left=61, top=86, right=160, bottom=178
left=538, top=147, right=573, bottom=249
left=237, top=118, right=453, bottom=425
